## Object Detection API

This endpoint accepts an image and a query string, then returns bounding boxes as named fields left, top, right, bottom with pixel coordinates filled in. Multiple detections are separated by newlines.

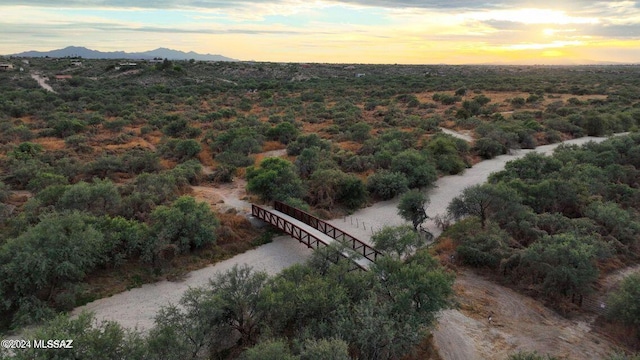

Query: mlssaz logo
left=34, top=340, right=73, bottom=349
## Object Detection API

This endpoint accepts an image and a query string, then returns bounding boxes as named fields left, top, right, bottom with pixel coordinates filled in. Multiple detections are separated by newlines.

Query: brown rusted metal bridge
left=251, top=201, right=383, bottom=270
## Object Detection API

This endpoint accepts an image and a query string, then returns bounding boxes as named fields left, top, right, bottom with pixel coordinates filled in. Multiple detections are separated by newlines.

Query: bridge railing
left=251, top=204, right=364, bottom=270
left=274, top=201, right=383, bottom=263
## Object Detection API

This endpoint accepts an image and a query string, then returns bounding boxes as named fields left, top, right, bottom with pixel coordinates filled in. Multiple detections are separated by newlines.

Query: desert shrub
left=247, top=157, right=305, bottom=202
left=607, top=273, right=640, bottom=332
left=367, top=170, right=409, bottom=200
left=474, top=137, right=505, bottom=159
left=10, top=142, right=43, bottom=160
left=287, top=133, right=331, bottom=156
left=390, top=149, right=437, bottom=188
left=26, top=172, right=68, bottom=193
left=456, top=226, right=513, bottom=269
left=150, top=196, right=219, bottom=254
left=0, top=211, right=103, bottom=326
left=159, top=138, right=202, bottom=162
left=267, top=121, right=299, bottom=144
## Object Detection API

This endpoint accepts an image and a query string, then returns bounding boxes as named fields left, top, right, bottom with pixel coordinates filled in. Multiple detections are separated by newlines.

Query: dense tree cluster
left=2, top=246, right=453, bottom=360
left=446, top=134, right=640, bottom=303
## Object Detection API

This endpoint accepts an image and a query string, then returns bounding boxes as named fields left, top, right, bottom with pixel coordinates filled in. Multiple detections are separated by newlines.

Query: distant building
left=118, top=62, right=137, bottom=67
left=71, top=61, right=83, bottom=66
left=355, top=73, right=366, bottom=78
left=22, top=60, right=29, bottom=65
left=0, top=63, right=14, bottom=71
left=55, top=75, right=73, bottom=80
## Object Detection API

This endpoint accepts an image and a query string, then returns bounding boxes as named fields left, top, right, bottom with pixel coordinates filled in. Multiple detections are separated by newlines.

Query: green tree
left=93, top=216, right=150, bottom=267
left=148, top=287, right=227, bottom=360
left=240, top=339, right=297, bottom=360
left=10, top=142, right=43, bottom=160
left=150, top=196, right=218, bottom=254
left=267, top=121, right=299, bottom=144
left=521, top=234, right=600, bottom=298
left=344, top=253, right=454, bottom=360
left=26, top=172, right=68, bottom=193
left=474, top=137, right=505, bottom=159
left=57, top=179, right=122, bottom=217
left=158, top=139, right=202, bottom=162
left=606, top=273, right=640, bottom=331
left=367, top=170, right=408, bottom=200
left=0, top=211, right=103, bottom=325
left=371, top=225, right=426, bottom=259
left=8, top=312, right=146, bottom=360
left=336, top=174, right=367, bottom=210
left=295, top=147, right=321, bottom=178
left=287, top=133, right=331, bottom=156
left=390, top=149, right=437, bottom=189
left=448, top=184, right=516, bottom=229
left=299, top=338, right=350, bottom=360
left=397, top=189, right=429, bottom=230
left=209, top=265, right=268, bottom=347
left=247, top=157, right=305, bottom=202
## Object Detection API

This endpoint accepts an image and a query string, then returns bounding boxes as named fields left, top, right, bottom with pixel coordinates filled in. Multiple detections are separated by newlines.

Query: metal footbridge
left=251, top=201, right=383, bottom=270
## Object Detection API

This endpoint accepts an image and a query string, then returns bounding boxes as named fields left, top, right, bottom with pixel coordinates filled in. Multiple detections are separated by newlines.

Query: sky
left=1, top=1, right=640, bottom=64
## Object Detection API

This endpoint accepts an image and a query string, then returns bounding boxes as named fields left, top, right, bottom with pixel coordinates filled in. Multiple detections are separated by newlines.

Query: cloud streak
left=2, top=1, right=640, bottom=63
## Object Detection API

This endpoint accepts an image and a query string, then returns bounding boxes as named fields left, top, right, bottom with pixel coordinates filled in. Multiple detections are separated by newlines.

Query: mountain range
left=8, top=46, right=237, bottom=61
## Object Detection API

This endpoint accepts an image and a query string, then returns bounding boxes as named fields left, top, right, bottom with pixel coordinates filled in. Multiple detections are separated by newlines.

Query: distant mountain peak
left=8, top=46, right=237, bottom=62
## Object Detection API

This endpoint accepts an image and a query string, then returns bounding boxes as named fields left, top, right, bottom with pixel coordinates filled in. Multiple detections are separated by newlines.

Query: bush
left=159, top=139, right=202, bottom=162
left=456, top=227, right=512, bottom=269
left=390, top=150, right=437, bottom=188
left=267, top=121, right=299, bottom=144
left=607, top=273, right=640, bottom=331
left=474, top=137, right=505, bottom=159
left=10, top=142, right=43, bottom=160
left=287, top=133, right=331, bottom=156
left=0, top=211, right=103, bottom=325
left=247, top=158, right=305, bottom=202
left=150, top=196, right=219, bottom=254
left=51, top=117, right=86, bottom=137
left=367, top=170, right=409, bottom=200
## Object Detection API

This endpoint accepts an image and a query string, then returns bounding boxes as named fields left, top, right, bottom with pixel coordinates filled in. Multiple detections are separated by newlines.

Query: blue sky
left=2, top=0, right=640, bottom=64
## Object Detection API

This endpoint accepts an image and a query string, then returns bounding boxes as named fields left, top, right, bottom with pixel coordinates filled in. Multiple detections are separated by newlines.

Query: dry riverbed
left=71, top=134, right=627, bottom=359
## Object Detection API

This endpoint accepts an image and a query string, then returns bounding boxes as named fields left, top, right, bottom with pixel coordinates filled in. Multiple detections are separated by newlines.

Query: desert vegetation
left=1, top=57, right=640, bottom=357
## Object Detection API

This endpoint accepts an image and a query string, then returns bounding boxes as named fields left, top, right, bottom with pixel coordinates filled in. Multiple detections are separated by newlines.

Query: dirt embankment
left=432, top=270, right=620, bottom=360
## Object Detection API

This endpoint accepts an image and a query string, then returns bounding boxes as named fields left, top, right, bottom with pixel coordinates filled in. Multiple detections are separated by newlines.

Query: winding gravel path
left=71, top=134, right=622, bottom=345
left=30, top=73, right=56, bottom=93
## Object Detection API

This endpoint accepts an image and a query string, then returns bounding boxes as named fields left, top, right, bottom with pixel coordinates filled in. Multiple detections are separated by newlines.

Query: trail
left=440, top=127, right=474, bottom=142
left=327, top=135, right=621, bottom=244
left=70, top=133, right=626, bottom=358
left=30, top=73, right=56, bottom=93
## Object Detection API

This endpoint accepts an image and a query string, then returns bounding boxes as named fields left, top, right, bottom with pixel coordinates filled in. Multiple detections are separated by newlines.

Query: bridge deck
left=253, top=205, right=373, bottom=269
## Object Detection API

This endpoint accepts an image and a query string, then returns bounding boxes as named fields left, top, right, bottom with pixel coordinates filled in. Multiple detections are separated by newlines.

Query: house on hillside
left=355, top=73, right=366, bottom=78
left=71, top=61, right=83, bottom=67
left=118, top=62, right=137, bottom=67
left=0, top=63, right=14, bottom=71
left=55, top=75, right=73, bottom=80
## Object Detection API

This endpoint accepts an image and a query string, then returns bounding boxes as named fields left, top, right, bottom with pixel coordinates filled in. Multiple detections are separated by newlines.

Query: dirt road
left=30, top=73, right=56, bottom=93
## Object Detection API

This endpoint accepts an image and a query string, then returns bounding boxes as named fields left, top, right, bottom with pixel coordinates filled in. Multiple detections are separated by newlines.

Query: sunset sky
left=2, top=1, right=640, bottom=64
